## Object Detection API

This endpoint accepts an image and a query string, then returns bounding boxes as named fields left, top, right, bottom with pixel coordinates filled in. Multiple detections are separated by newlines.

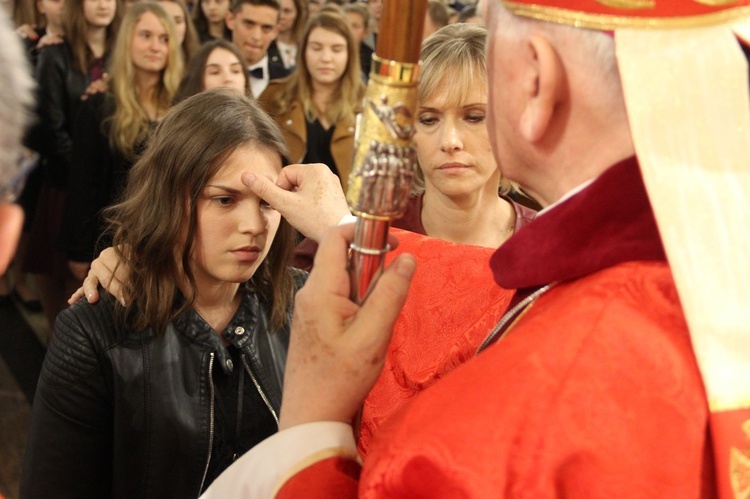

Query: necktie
left=249, top=66, right=264, bottom=79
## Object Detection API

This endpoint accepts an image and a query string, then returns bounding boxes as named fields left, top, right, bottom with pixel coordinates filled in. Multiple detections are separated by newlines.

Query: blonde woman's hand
left=67, top=247, right=129, bottom=305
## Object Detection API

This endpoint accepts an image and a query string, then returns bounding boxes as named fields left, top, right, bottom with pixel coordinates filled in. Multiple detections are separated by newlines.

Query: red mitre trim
left=501, top=0, right=750, bottom=30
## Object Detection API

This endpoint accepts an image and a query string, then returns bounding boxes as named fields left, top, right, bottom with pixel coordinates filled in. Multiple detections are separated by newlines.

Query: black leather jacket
left=35, top=41, right=89, bottom=187
left=20, top=270, right=306, bottom=499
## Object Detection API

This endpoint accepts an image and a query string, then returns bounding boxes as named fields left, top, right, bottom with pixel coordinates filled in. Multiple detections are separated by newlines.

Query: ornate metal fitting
left=346, top=57, right=420, bottom=219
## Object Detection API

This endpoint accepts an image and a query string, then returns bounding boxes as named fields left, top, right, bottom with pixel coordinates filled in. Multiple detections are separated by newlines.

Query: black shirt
left=203, top=342, right=278, bottom=491
left=303, top=118, right=338, bottom=177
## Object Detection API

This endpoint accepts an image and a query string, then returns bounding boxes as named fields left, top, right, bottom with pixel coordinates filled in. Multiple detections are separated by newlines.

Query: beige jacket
left=259, top=80, right=357, bottom=189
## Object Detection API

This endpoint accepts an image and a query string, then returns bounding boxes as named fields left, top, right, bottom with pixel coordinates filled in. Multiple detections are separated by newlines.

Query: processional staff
left=346, top=0, right=428, bottom=304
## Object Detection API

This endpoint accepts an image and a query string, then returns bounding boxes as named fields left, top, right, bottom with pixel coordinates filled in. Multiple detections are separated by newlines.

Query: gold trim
left=371, top=55, right=420, bottom=85
left=502, top=1, right=750, bottom=29
left=709, top=398, right=750, bottom=413
left=595, top=0, right=654, bottom=10
left=695, top=0, right=742, bottom=6
left=349, top=210, right=392, bottom=221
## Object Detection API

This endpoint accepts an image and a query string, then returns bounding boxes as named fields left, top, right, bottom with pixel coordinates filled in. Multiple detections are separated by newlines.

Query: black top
left=58, top=92, right=150, bottom=262
left=203, top=342, right=278, bottom=490
left=359, top=41, right=374, bottom=77
left=303, top=118, right=338, bottom=177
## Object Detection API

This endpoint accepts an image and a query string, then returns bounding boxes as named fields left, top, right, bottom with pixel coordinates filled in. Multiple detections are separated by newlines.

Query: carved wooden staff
left=346, top=0, right=428, bottom=304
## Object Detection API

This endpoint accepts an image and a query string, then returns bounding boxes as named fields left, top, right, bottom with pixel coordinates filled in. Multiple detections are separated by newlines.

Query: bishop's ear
left=519, top=33, right=565, bottom=143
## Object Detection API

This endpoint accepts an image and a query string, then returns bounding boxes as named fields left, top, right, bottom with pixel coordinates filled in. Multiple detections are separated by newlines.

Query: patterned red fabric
left=358, top=230, right=513, bottom=455
left=358, top=263, right=715, bottom=497
left=276, top=158, right=715, bottom=497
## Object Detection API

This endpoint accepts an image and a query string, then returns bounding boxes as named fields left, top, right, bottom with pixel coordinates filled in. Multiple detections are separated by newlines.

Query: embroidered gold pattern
left=730, top=419, right=750, bottom=498
left=595, top=0, right=654, bottom=10
left=695, top=0, right=742, bottom=6
left=502, top=1, right=750, bottom=30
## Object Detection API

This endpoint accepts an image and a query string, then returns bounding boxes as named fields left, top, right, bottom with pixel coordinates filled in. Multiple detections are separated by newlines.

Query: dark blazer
left=268, top=56, right=290, bottom=80
left=267, top=40, right=284, bottom=69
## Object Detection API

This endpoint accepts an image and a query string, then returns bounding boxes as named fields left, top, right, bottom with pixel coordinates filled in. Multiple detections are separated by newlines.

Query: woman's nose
left=439, top=120, right=462, bottom=152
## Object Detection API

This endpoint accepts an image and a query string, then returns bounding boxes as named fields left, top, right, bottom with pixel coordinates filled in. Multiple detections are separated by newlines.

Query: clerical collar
left=490, top=156, right=666, bottom=290
left=536, top=177, right=596, bottom=217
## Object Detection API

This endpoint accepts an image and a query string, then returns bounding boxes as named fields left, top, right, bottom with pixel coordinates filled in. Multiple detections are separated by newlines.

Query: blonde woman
left=59, top=1, right=184, bottom=282
left=258, top=9, right=364, bottom=189
left=292, top=24, right=537, bottom=270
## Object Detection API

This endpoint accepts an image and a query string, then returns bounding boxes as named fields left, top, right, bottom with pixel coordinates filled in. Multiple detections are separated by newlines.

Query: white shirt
left=248, top=55, right=270, bottom=98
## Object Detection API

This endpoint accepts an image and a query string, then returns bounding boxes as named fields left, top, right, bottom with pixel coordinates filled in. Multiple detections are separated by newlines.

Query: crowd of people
left=1, top=0, right=485, bottom=330
left=1, top=0, right=747, bottom=497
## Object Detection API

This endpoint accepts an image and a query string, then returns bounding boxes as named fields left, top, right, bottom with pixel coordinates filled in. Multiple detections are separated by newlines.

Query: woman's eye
left=260, top=199, right=273, bottom=209
left=418, top=115, right=438, bottom=126
left=213, top=196, right=233, bottom=205
left=466, top=113, right=486, bottom=123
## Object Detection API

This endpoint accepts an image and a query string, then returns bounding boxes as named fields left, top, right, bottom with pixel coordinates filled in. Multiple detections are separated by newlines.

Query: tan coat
left=258, top=80, right=357, bottom=189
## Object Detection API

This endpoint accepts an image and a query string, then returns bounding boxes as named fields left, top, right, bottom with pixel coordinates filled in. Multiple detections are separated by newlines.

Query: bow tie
left=249, top=66, right=264, bottom=79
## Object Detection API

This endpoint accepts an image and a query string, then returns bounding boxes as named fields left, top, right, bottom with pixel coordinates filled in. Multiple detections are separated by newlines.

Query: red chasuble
left=278, top=158, right=715, bottom=498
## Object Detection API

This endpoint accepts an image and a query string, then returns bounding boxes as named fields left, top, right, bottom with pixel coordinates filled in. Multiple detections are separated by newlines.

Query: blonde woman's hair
left=413, top=23, right=517, bottom=196
left=107, top=2, right=184, bottom=156
left=265, top=9, right=364, bottom=125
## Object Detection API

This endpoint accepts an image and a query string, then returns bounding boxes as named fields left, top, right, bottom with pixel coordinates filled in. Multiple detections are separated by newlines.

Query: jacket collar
left=491, top=156, right=666, bottom=290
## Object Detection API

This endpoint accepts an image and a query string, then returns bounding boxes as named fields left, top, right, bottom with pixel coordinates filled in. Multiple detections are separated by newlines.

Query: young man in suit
left=225, top=0, right=290, bottom=97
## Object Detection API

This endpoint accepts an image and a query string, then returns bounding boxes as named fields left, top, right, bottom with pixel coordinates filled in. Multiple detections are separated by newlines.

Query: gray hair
left=0, top=8, right=35, bottom=187
left=490, top=1, right=619, bottom=88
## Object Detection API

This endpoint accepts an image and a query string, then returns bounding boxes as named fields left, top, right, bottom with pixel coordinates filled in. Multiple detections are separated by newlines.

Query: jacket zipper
left=198, top=351, right=216, bottom=494
left=241, top=354, right=279, bottom=426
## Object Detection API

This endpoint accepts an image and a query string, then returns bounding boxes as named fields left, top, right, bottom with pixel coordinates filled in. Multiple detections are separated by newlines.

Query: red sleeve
left=276, top=456, right=360, bottom=498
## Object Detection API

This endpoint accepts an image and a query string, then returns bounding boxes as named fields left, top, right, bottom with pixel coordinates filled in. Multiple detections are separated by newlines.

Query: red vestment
left=277, top=157, right=715, bottom=498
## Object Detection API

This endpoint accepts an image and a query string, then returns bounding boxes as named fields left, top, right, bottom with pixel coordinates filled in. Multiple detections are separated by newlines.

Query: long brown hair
left=158, top=0, right=201, bottom=61
left=104, top=88, right=297, bottom=334
left=62, top=0, right=122, bottom=73
left=174, top=39, right=250, bottom=103
left=283, top=0, right=308, bottom=45
left=265, top=9, right=363, bottom=125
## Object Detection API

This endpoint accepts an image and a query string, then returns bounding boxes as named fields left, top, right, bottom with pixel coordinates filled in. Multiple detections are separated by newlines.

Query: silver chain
left=475, top=283, right=557, bottom=355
